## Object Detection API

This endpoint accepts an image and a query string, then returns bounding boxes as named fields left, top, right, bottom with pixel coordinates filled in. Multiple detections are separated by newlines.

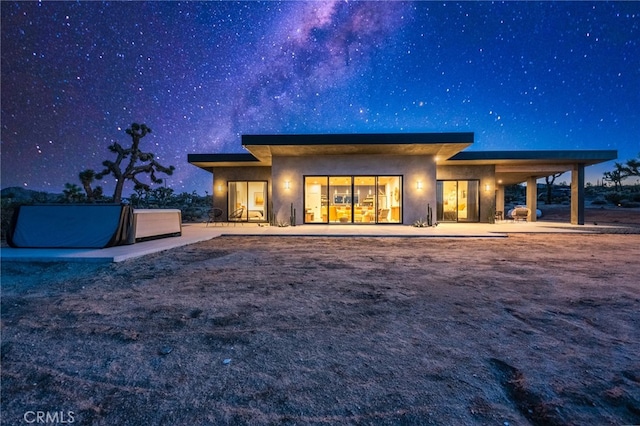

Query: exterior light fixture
left=217, top=184, right=222, bottom=192
left=416, top=181, right=423, bottom=190
left=284, top=180, right=291, bottom=190
left=484, top=183, right=491, bottom=192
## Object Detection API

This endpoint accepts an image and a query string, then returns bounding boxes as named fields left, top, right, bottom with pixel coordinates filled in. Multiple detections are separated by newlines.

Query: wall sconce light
left=284, top=180, right=291, bottom=190
left=484, top=183, right=491, bottom=192
left=217, top=184, right=222, bottom=192
left=416, top=181, right=423, bottom=190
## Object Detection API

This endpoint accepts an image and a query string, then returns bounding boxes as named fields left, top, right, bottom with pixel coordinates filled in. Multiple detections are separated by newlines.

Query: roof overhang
left=444, top=150, right=618, bottom=185
left=187, top=153, right=266, bottom=171
left=242, top=132, right=473, bottom=164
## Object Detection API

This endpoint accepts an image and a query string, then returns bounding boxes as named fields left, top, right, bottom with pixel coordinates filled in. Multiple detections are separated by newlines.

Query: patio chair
left=206, top=207, right=223, bottom=227
left=378, top=208, right=389, bottom=222
left=228, top=207, right=245, bottom=226
left=512, top=207, right=529, bottom=222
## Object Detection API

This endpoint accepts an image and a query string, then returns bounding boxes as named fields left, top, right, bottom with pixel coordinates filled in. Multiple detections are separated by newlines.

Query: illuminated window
left=303, top=176, right=328, bottom=223
left=303, top=175, right=402, bottom=224
left=227, top=181, right=267, bottom=222
left=436, top=180, right=479, bottom=222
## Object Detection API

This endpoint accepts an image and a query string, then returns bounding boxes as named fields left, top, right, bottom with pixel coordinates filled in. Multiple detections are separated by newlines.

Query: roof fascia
left=448, top=150, right=618, bottom=163
left=242, top=132, right=474, bottom=146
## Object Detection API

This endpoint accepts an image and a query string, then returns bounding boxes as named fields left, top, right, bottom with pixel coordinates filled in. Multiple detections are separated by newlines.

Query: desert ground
left=1, top=206, right=639, bottom=425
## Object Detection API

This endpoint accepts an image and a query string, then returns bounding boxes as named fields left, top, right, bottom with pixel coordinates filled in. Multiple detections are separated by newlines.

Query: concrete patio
left=0, top=219, right=622, bottom=263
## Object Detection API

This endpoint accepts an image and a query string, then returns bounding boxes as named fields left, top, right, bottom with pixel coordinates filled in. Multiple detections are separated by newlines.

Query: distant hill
left=1, top=187, right=62, bottom=203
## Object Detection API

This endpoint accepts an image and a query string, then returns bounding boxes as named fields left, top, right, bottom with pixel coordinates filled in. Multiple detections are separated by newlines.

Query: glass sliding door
left=377, top=176, right=402, bottom=223
left=304, top=176, right=328, bottom=223
left=247, top=181, right=267, bottom=222
left=436, top=180, right=479, bottom=222
left=438, top=180, right=457, bottom=222
left=228, top=181, right=247, bottom=222
left=228, top=181, right=267, bottom=222
left=304, top=175, right=402, bottom=224
left=329, top=176, right=352, bottom=223
left=354, top=176, right=376, bottom=223
left=457, top=180, right=479, bottom=223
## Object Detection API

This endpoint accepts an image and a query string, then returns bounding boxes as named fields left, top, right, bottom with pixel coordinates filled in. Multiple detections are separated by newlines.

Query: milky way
left=1, top=1, right=639, bottom=196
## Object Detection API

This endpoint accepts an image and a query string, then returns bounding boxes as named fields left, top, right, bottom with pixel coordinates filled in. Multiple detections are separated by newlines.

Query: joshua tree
left=96, top=123, right=175, bottom=203
left=78, top=169, right=102, bottom=202
left=621, top=154, right=640, bottom=178
left=603, top=163, right=624, bottom=191
left=63, top=183, right=84, bottom=203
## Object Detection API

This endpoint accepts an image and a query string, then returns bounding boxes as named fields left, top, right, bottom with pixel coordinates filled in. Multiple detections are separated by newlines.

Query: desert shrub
left=412, top=218, right=429, bottom=227
left=181, top=206, right=208, bottom=222
left=585, top=185, right=598, bottom=196
left=605, top=192, right=625, bottom=205
left=590, top=198, right=607, bottom=205
left=620, top=201, right=640, bottom=208
left=1, top=200, right=21, bottom=241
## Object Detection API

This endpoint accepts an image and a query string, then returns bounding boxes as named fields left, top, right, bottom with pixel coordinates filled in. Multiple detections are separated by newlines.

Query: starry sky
left=2, top=1, right=639, bottom=196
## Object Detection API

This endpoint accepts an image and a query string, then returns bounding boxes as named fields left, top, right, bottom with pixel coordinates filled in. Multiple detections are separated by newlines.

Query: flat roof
left=187, top=134, right=617, bottom=183
left=444, top=150, right=618, bottom=185
left=242, top=132, right=474, bottom=163
left=187, top=153, right=265, bottom=171
left=447, top=150, right=617, bottom=163
left=242, top=132, right=474, bottom=146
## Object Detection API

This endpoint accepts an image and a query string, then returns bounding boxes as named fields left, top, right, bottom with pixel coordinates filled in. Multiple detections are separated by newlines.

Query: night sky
left=2, top=1, right=639, bottom=196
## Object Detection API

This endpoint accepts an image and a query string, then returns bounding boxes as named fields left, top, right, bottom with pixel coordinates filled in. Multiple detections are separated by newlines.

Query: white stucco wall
left=271, top=154, right=437, bottom=225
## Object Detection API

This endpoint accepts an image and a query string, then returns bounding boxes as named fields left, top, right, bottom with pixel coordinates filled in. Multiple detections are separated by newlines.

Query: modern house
left=188, top=133, right=617, bottom=226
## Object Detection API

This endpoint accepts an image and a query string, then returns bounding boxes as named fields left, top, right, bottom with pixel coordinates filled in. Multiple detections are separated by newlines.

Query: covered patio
left=444, top=150, right=618, bottom=224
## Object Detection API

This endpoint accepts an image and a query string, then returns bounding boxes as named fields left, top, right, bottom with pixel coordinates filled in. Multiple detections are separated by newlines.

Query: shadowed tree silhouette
left=620, top=154, right=639, bottom=178
left=603, top=163, right=625, bottom=191
left=78, top=169, right=102, bottom=202
left=96, top=123, right=175, bottom=204
left=544, top=172, right=563, bottom=204
left=63, top=183, right=84, bottom=203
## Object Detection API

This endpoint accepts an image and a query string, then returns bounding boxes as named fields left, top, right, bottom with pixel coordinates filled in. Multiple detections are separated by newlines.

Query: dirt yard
left=1, top=207, right=639, bottom=425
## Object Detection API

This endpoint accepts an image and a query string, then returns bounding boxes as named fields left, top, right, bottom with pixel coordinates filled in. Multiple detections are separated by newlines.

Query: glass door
left=457, top=180, right=479, bottom=223
left=304, top=175, right=402, bottom=224
left=329, top=176, right=352, bottom=223
left=354, top=176, right=376, bottom=223
left=436, top=180, right=479, bottom=222
left=228, top=181, right=247, bottom=222
left=228, top=181, right=267, bottom=222
left=377, top=176, right=402, bottom=223
left=304, top=176, right=328, bottom=223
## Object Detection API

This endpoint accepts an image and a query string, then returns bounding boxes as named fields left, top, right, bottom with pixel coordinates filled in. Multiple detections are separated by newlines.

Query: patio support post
left=571, top=163, right=585, bottom=225
left=526, top=176, right=538, bottom=222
